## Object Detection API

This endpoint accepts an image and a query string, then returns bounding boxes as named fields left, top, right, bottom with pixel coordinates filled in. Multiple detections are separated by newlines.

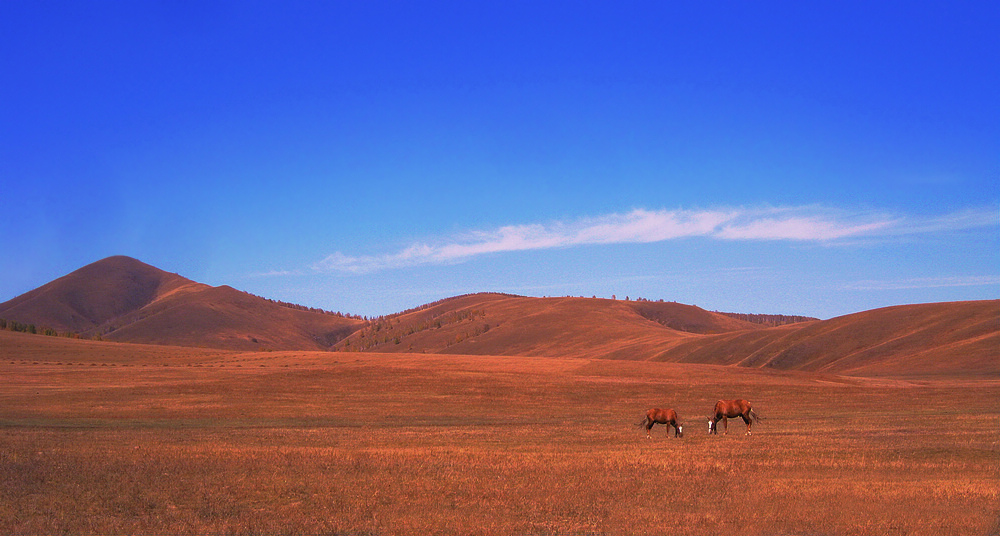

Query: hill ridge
left=1, top=256, right=996, bottom=376
left=335, top=293, right=801, bottom=357
left=0, top=256, right=365, bottom=351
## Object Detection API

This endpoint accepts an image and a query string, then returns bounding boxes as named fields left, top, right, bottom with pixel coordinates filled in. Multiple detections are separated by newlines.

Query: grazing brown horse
left=707, top=399, right=759, bottom=435
left=638, top=408, right=683, bottom=438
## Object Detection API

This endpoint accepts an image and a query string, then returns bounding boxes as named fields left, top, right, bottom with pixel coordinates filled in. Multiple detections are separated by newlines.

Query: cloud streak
left=312, top=205, right=997, bottom=274
left=845, top=276, right=1000, bottom=291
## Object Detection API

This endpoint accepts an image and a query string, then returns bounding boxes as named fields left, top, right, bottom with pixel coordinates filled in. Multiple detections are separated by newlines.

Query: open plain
left=1, top=331, right=997, bottom=535
left=6, top=2, right=999, bottom=533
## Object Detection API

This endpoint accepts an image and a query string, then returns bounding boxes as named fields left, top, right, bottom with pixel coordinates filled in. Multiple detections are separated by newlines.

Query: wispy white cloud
left=881, top=207, right=1000, bottom=236
left=845, top=275, right=1000, bottom=291
left=311, top=205, right=998, bottom=274
left=713, top=206, right=900, bottom=240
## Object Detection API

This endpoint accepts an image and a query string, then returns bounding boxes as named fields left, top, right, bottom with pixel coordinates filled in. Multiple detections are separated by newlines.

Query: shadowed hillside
left=653, top=300, right=1000, bottom=376
left=0, top=256, right=364, bottom=351
left=0, top=256, right=198, bottom=333
left=337, top=293, right=997, bottom=376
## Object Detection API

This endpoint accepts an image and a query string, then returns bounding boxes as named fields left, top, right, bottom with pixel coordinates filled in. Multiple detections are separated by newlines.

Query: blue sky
left=2, top=1, right=998, bottom=319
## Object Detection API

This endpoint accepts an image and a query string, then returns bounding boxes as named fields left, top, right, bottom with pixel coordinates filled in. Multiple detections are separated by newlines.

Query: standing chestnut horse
left=708, top=399, right=759, bottom=435
left=638, top=408, right=683, bottom=438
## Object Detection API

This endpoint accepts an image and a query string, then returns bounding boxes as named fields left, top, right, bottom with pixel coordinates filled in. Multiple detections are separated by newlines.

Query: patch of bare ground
left=1, top=342, right=997, bottom=535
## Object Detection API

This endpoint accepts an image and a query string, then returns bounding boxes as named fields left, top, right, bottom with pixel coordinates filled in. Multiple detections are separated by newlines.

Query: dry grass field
left=1, top=331, right=998, bottom=535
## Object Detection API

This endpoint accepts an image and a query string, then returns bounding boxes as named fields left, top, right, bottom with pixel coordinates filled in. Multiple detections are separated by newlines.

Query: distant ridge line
left=3, top=257, right=995, bottom=376
left=387, top=292, right=524, bottom=318
left=716, top=312, right=819, bottom=327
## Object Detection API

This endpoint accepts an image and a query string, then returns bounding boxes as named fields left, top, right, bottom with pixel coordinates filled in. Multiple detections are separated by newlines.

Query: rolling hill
left=0, top=256, right=364, bottom=351
left=1, top=256, right=996, bottom=376
left=336, top=292, right=998, bottom=376
left=335, top=293, right=766, bottom=359
left=652, top=299, right=1000, bottom=376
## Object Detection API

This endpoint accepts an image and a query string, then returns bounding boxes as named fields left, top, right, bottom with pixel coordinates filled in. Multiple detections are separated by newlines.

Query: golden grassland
left=1, top=335, right=998, bottom=535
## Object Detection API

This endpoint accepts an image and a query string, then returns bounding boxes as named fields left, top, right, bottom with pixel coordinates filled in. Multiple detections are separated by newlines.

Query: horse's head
left=676, top=425, right=684, bottom=438
left=707, top=418, right=715, bottom=434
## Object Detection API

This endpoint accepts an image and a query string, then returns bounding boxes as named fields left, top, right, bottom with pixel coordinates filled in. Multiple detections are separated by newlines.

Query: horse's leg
left=646, top=421, right=654, bottom=439
left=722, top=416, right=728, bottom=435
left=743, top=414, right=752, bottom=435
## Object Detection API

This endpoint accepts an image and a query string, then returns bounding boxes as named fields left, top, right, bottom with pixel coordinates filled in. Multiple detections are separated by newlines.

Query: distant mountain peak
left=0, top=256, right=364, bottom=350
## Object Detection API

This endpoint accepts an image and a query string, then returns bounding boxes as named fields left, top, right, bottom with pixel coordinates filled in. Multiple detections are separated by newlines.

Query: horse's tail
left=749, top=408, right=761, bottom=423
left=636, top=415, right=650, bottom=429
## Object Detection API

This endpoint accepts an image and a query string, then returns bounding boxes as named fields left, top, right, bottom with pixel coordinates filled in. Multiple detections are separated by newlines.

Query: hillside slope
left=653, top=300, right=1000, bottom=376
left=0, top=256, right=365, bottom=351
left=3, top=257, right=994, bottom=376
left=336, top=293, right=764, bottom=359
left=339, top=294, right=998, bottom=376
left=0, top=255, right=198, bottom=333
